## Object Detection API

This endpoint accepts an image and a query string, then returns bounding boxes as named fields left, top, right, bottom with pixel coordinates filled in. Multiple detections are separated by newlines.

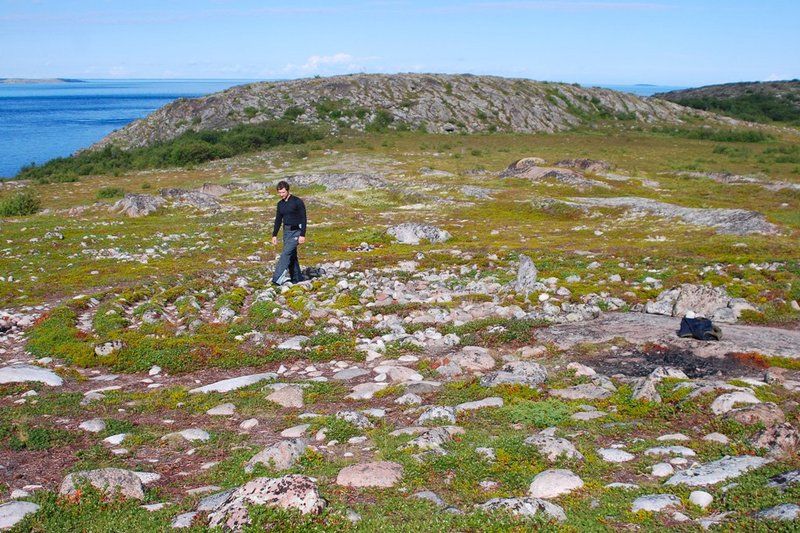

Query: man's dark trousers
left=273, top=227, right=303, bottom=284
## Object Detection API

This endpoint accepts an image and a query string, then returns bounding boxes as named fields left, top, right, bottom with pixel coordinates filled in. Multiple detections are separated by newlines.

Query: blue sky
left=1, top=0, right=797, bottom=86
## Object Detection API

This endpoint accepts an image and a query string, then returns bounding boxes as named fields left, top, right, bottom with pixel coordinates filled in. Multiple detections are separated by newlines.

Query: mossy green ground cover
left=1, top=126, right=799, bottom=531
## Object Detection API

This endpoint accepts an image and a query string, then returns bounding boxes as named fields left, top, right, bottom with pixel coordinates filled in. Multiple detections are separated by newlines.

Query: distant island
left=0, top=78, right=85, bottom=84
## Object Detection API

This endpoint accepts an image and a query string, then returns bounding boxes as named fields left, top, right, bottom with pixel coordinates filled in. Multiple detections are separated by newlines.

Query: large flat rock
left=189, top=373, right=277, bottom=393
left=537, top=313, right=800, bottom=359
left=0, top=364, right=63, bottom=386
left=664, top=455, right=771, bottom=487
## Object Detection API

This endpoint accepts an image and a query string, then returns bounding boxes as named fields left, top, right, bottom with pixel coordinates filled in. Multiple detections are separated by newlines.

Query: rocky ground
left=0, top=142, right=799, bottom=530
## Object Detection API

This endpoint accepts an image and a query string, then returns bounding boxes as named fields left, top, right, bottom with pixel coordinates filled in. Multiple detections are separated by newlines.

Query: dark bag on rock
left=678, top=317, right=722, bottom=341
left=302, top=266, right=326, bottom=280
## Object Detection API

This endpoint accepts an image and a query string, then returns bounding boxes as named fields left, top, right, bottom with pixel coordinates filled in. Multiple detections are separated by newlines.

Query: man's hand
left=271, top=236, right=277, bottom=246
left=298, top=236, right=306, bottom=245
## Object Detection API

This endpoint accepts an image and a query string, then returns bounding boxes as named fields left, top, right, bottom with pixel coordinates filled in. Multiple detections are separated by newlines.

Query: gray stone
left=515, top=255, right=538, bottom=296
left=207, top=475, right=325, bottom=529
left=755, top=503, right=800, bottom=521
left=451, top=346, right=496, bottom=371
left=189, top=373, right=276, bottom=393
left=277, top=335, right=310, bottom=350
left=631, top=377, right=661, bottom=403
left=60, top=468, right=145, bottom=500
left=110, top=193, right=165, bottom=217
left=644, top=445, right=696, bottom=457
left=402, top=427, right=454, bottom=451
left=336, top=410, right=373, bottom=429
left=171, top=512, right=198, bottom=528
left=0, top=501, right=40, bottom=530
left=549, top=383, right=611, bottom=400
left=162, top=428, right=210, bottom=443
left=725, top=402, right=785, bottom=426
left=767, top=470, right=800, bottom=490
left=197, top=489, right=236, bottom=511
left=386, top=223, right=451, bottom=245
left=79, top=418, right=106, bottom=433
left=750, top=423, right=800, bottom=459
left=0, top=364, right=63, bottom=386
left=524, top=432, right=584, bottom=462
left=207, top=403, right=236, bottom=416
left=336, top=461, right=403, bottom=488
left=94, top=340, right=124, bottom=357
left=417, top=406, right=457, bottom=426
left=455, top=397, right=503, bottom=412
left=710, top=391, right=760, bottom=415
left=332, top=367, right=370, bottom=381
left=245, top=439, right=306, bottom=473
left=395, top=393, right=422, bottom=405
left=597, top=448, right=635, bottom=463
left=665, top=455, right=771, bottom=487
left=346, top=382, right=388, bottom=400
left=528, top=469, right=584, bottom=499
left=480, top=361, right=547, bottom=388
left=267, top=386, right=305, bottom=408
left=412, top=491, right=446, bottom=507
left=631, top=494, right=681, bottom=513
left=475, top=497, right=566, bottom=522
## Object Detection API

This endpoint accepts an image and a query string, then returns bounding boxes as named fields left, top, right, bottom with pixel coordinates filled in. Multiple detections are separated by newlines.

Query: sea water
left=0, top=79, right=686, bottom=179
left=0, top=79, right=256, bottom=178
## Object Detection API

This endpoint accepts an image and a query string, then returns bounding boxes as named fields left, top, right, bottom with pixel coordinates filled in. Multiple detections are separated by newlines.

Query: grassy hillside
left=655, top=80, right=800, bottom=126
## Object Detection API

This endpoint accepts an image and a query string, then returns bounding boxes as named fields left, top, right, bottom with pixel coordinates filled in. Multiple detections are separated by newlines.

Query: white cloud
left=283, top=53, right=370, bottom=75
left=764, top=73, right=790, bottom=81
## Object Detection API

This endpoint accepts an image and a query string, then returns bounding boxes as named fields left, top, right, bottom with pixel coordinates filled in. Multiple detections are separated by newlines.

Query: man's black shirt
left=272, top=195, right=307, bottom=237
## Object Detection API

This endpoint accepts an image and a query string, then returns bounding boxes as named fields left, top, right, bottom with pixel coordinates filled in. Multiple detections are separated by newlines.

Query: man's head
left=276, top=180, right=290, bottom=200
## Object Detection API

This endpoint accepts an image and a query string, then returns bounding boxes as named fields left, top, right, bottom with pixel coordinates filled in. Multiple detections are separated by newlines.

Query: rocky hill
left=655, top=80, right=800, bottom=125
left=91, top=74, right=715, bottom=151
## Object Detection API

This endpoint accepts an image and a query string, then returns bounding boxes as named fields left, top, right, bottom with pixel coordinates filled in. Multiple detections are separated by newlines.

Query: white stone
left=455, top=397, right=503, bottom=412
left=597, top=448, right=635, bottom=463
left=103, top=433, right=127, bottom=445
left=690, top=491, right=713, bottom=508
left=206, top=403, right=236, bottom=416
left=631, top=494, right=681, bottom=512
left=703, top=432, right=730, bottom=444
left=651, top=463, right=674, bottom=477
left=0, top=364, right=63, bottom=386
left=163, top=429, right=210, bottom=443
left=79, top=418, right=106, bottom=433
left=189, top=373, right=276, bottom=393
left=0, top=501, right=41, bottom=529
left=528, top=469, right=584, bottom=499
left=665, top=455, right=772, bottom=487
left=281, top=424, right=311, bottom=438
left=710, top=391, right=761, bottom=415
left=239, top=418, right=259, bottom=430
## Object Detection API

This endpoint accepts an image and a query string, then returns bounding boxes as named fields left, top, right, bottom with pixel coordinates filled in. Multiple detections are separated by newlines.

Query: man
left=271, top=180, right=307, bottom=285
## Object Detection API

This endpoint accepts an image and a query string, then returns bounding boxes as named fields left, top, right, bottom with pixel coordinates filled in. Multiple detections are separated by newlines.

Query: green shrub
left=16, top=120, right=323, bottom=181
left=501, top=398, right=573, bottom=427
left=0, top=189, right=41, bottom=216
left=96, top=187, right=125, bottom=199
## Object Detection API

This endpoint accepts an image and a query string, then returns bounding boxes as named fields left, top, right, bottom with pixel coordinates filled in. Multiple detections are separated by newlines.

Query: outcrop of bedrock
left=90, top=73, right=734, bottom=151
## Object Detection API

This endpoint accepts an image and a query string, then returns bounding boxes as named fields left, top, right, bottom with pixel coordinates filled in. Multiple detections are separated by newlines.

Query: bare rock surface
left=536, top=313, right=800, bottom=359
left=245, top=439, right=307, bottom=473
left=386, top=223, right=451, bottom=244
left=0, top=501, right=40, bottom=530
left=475, top=497, right=566, bottom=522
left=665, top=456, right=771, bottom=487
left=285, top=172, right=388, bottom=191
left=528, top=469, right=584, bottom=498
left=336, top=461, right=403, bottom=488
left=0, top=364, right=63, bottom=386
left=59, top=468, right=145, bottom=500
left=189, top=373, right=277, bottom=393
left=109, top=194, right=165, bottom=217
left=570, top=196, right=779, bottom=235
left=207, top=475, right=325, bottom=530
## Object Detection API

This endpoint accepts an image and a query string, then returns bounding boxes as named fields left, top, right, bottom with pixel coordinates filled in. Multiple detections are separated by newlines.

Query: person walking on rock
left=271, top=180, right=307, bottom=285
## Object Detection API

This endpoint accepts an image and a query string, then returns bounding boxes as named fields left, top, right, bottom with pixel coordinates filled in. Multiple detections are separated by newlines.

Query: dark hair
left=276, top=180, right=290, bottom=191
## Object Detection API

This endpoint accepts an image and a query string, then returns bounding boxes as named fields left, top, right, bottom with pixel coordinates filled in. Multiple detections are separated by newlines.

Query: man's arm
left=272, top=204, right=283, bottom=238
left=298, top=198, right=307, bottom=244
